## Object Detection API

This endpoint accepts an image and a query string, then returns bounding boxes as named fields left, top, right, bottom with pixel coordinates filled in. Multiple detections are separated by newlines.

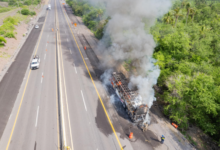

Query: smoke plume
left=89, top=0, right=171, bottom=111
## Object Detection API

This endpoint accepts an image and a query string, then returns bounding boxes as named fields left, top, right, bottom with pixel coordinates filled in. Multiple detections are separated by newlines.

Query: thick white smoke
left=88, top=0, right=171, bottom=120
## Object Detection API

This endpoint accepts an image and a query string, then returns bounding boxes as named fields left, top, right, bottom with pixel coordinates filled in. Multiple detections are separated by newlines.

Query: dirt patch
left=0, top=2, right=8, bottom=7
left=187, top=126, right=219, bottom=150
left=42, top=0, right=50, bottom=5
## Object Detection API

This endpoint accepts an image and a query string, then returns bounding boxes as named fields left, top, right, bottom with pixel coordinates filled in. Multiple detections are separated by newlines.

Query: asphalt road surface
left=56, top=0, right=133, bottom=149
left=0, top=0, right=59, bottom=149
left=0, top=0, right=156, bottom=149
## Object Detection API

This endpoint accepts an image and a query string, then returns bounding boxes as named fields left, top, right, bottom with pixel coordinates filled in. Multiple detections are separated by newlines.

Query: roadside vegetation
left=66, top=0, right=106, bottom=39
left=0, top=7, right=14, bottom=13
left=152, top=0, right=220, bottom=146
left=67, top=0, right=220, bottom=147
left=0, top=1, right=38, bottom=44
left=21, top=8, right=36, bottom=16
left=0, top=13, right=29, bottom=39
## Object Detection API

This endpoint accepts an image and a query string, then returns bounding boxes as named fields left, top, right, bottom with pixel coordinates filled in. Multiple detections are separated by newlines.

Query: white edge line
left=81, top=90, right=87, bottom=111
left=35, top=106, right=39, bottom=127
left=9, top=114, right=11, bottom=120
left=44, top=54, right=46, bottom=60
left=69, top=48, right=72, bottom=54
left=74, top=63, right=77, bottom=74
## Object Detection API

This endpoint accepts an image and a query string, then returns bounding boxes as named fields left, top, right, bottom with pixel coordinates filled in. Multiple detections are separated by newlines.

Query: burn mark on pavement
left=95, top=99, right=113, bottom=136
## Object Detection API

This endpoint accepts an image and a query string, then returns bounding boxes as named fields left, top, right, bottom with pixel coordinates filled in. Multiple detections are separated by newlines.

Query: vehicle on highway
left=35, top=25, right=39, bottom=29
left=111, top=72, right=149, bottom=123
left=47, top=4, right=51, bottom=10
left=30, top=55, right=40, bottom=70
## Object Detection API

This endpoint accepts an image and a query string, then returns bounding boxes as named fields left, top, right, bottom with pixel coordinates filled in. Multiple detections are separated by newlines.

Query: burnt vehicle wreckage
left=111, top=72, right=149, bottom=131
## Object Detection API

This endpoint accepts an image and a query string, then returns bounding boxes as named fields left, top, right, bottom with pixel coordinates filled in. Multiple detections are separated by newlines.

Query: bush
left=3, top=17, right=18, bottom=25
left=9, top=0, right=16, bottom=6
left=29, top=11, right=36, bottom=16
left=0, top=8, right=12, bottom=13
left=23, top=0, right=31, bottom=5
left=21, top=5, right=28, bottom=9
left=0, top=30, right=5, bottom=35
left=0, top=36, right=6, bottom=46
left=87, top=21, right=96, bottom=31
left=4, top=32, right=16, bottom=38
left=21, top=8, right=29, bottom=15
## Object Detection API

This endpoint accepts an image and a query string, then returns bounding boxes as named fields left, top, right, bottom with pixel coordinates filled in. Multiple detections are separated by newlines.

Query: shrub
left=23, top=0, right=31, bottom=5
left=9, top=0, right=16, bottom=6
left=21, top=8, right=30, bottom=15
left=0, top=30, right=5, bottom=35
left=0, top=36, right=6, bottom=46
left=4, top=32, right=14, bottom=38
left=4, top=32, right=16, bottom=38
left=0, top=8, right=12, bottom=13
left=21, top=5, right=28, bottom=9
left=29, top=11, right=36, bottom=16
left=3, top=17, right=18, bottom=25
left=1, top=22, right=15, bottom=31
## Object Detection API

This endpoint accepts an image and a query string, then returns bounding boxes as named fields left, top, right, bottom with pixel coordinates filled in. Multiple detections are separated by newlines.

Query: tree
left=185, top=2, right=191, bottom=25
left=189, top=8, right=196, bottom=23
left=151, top=0, right=220, bottom=144
left=199, top=25, right=211, bottom=38
left=174, top=7, right=182, bottom=27
left=181, top=0, right=187, bottom=8
left=163, top=11, right=173, bottom=24
left=96, top=8, right=103, bottom=21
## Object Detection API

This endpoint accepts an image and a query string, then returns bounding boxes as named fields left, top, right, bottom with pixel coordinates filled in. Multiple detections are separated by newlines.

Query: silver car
left=35, top=25, right=39, bottom=29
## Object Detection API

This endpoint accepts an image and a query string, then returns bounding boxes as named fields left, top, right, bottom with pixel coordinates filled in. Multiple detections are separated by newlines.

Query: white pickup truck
left=30, top=55, right=40, bottom=70
left=47, top=4, right=51, bottom=10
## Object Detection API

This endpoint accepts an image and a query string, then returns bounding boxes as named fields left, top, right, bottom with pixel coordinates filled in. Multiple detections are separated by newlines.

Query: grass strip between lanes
left=59, top=1, right=124, bottom=150
left=5, top=9, right=49, bottom=150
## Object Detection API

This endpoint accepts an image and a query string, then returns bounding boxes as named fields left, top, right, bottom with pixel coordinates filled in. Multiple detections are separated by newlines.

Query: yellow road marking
left=59, top=2, right=123, bottom=150
left=5, top=10, right=49, bottom=150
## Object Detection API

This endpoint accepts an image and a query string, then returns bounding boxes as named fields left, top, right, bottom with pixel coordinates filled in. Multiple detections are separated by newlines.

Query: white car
left=35, top=25, right=39, bottom=29
left=47, top=4, right=51, bottom=10
left=30, top=55, right=40, bottom=70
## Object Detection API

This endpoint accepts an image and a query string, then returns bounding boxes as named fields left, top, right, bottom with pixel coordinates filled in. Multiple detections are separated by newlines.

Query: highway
left=0, top=0, right=59, bottom=149
left=56, top=0, right=133, bottom=149
left=0, top=0, right=134, bottom=149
